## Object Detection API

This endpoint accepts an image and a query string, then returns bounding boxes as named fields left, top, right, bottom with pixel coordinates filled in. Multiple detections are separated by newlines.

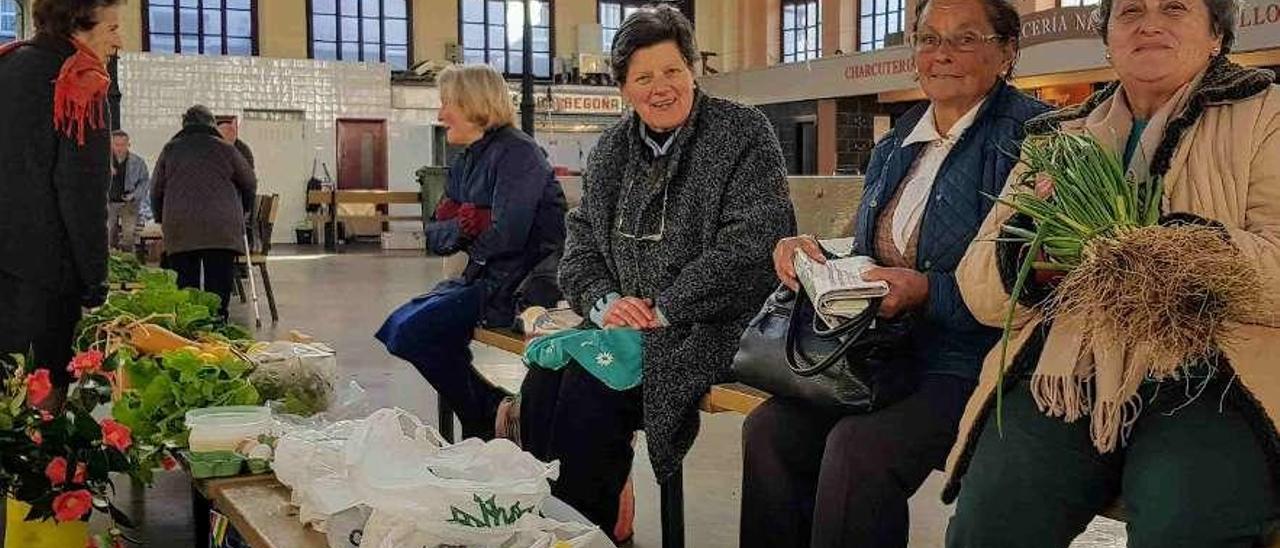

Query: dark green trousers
left=947, top=377, right=1278, bottom=548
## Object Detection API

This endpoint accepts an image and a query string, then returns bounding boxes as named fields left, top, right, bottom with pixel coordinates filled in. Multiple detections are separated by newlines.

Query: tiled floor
left=114, top=245, right=1126, bottom=547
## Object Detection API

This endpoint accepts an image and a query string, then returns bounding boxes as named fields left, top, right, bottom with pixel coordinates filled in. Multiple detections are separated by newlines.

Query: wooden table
left=202, top=475, right=327, bottom=548
left=306, top=190, right=423, bottom=250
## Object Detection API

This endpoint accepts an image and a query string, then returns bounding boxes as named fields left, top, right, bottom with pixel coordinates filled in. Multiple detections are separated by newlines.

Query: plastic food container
left=185, top=451, right=246, bottom=479
left=186, top=406, right=271, bottom=452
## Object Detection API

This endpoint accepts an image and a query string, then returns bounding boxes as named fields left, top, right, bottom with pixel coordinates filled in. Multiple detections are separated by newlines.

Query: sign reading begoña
left=535, top=94, right=625, bottom=115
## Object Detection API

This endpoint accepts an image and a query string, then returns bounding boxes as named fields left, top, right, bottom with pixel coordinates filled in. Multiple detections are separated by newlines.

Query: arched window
left=310, top=0, right=412, bottom=70
left=143, top=0, right=257, bottom=56
left=459, top=0, right=553, bottom=79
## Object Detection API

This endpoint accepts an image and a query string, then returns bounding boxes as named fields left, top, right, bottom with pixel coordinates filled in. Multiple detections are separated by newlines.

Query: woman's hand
left=773, top=235, right=826, bottom=290
left=862, top=267, right=929, bottom=318
left=603, top=297, right=661, bottom=330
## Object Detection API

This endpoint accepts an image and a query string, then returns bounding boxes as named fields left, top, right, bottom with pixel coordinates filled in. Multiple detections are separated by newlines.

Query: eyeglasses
left=906, top=31, right=1006, bottom=53
left=615, top=158, right=672, bottom=242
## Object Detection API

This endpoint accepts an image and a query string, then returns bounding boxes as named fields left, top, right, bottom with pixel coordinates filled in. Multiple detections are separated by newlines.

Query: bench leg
left=233, top=275, right=247, bottom=303
left=437, top=398, right=456, bottom=443
left=660, top=465, right=685, bottom=548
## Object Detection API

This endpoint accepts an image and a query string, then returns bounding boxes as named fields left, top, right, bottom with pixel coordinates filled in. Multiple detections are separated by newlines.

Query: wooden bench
left=306, top=190, right=423, bottom=250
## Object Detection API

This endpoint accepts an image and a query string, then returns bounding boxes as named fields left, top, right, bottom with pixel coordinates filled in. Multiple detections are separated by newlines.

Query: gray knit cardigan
left=559, top=91, right=796, bottom=480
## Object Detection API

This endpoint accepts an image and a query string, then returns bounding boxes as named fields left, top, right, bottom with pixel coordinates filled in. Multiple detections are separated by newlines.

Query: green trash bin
left=416, top=166, right=448, bottom=231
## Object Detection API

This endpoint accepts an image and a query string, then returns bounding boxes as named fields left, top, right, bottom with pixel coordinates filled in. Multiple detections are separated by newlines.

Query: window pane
left=314, top=15, right=337, bottom=41
left=782, top=29, right=794, bottom=55
left=180, top=34, right=199, bottom=53
left=203, top=35, right=223, bottom=55
left=532, top=27, right=549, bottom=51
left=151, top=33, right=177, bottom=53
left=341, top=16, right=359, bottom=41
left=537, top=1, right=551, bottom=24
left=341, top=0, right=358, bottom=15
left=508, top=52, right=523, bottom=74
left=488, top=0, right=505, bottom=23
left=602, top=29, right=615, bottom=52
left=534, top=52, right=550, bottom=77
left=887, top=12, right=900, bottom=33
left=384, top=19, right=407, bottom=44
left=464, top=48, right=485, bottom=64
left=227, top=37, right=252, bottom=55
left=227, top=0, right=251, bottom=9
left=227, top=10, right=252, bottom=37
left=341, top=41, right=360, bottom=60
left=386, top=45, right=409, bottom=70
left=489, top=24, right=506, bottom=49
left=362, top=0, right=380, bottom=16
left=462, top=0, right=484, bottom=22
left=807, top=27, right=817, bottom=50
left=783, top=4, right=794, bottom=28
left=315, top=40, right=338, bottom=60
left=179, top=8, right=198, bottom=33
left=861, top=0, right=872, bottom=15
left=488, top=54, right=506, bottom=73
left=362, top=42, right=380, bottom=61
left=315, top=0, right=337, bottom=14
left=180, top=0, right=197, bottom=7
left=202, top=9, right=222, bottom=35
left=362, top=18, right=380, bottom=42
left=462, top=23, right=485, bottom=48
left=385, top=0, right=407, bottom=17
left=150, top=7, right=175, bottom=33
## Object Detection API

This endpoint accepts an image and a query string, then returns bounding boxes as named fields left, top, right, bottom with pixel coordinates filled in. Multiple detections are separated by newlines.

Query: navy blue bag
left=374, top=279, right=487, bottom=365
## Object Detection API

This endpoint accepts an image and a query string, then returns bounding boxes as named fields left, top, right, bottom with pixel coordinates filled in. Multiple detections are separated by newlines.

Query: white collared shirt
left=890, top=98, right=986, bottom=256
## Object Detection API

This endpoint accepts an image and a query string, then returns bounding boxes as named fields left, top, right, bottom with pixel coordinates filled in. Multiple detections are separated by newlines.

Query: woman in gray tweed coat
left=516, top=5, right=795, bottom=540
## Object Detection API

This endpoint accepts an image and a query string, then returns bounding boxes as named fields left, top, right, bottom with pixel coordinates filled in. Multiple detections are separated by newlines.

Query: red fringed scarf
left=0, top=38, right=110, bottom=145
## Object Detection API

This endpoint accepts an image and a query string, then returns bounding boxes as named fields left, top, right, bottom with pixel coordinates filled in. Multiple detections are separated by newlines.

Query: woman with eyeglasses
left=512, top=5, right=794, bottom=542
left=740, top=0, right=1048, bottom=546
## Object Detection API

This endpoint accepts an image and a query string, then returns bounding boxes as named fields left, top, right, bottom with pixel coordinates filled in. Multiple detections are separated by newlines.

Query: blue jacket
left=853, top=81, right=1049, bottom=379
left=427, top=125, right=567, bottom=327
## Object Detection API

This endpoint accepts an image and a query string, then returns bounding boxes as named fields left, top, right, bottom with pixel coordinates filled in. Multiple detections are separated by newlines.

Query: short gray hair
left=609, top=3, right=698, bottom=84
left=1094, top=0, right=1237, bottom=54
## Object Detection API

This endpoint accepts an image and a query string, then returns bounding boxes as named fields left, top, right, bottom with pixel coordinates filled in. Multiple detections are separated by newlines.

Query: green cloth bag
left=523, top=328, right=644, bottom=391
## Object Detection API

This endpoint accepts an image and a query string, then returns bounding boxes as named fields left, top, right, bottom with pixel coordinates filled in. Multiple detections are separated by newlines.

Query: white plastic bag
left=346, top=408, right=561, bottom=547
left=273, top=418, right=366, bottom=528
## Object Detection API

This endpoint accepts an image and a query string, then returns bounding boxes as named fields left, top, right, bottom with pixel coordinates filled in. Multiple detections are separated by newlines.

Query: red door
left=336, top=120, right=388, bottom=190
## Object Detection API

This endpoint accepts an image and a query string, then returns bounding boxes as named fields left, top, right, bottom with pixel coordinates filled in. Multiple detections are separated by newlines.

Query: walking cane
left=242, top=230, right=263, bottom=329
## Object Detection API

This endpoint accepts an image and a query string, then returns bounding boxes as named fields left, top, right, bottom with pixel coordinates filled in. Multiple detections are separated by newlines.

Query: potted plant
left=0, top=351, right=142, bottom=548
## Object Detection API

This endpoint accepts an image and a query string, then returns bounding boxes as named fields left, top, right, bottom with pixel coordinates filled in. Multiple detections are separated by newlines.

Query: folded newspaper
left=793, top=250, right=890, bottom=328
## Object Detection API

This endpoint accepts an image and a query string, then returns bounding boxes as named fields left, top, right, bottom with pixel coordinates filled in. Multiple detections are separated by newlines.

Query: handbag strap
left=785, top=287, right=880, bottom=377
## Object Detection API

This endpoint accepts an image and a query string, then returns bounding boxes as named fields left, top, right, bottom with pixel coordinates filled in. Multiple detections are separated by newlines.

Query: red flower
left=46, top=457, right=68, bottom=485
left=73, top=462, right=87, bottom=484
left=100, top=419, right=132, bottom=452
left=29, top=429, right=43, bottom=446
left=52, top=490, right=92, bottom=522
left=161, top=455, right=179, bottom=471
left=26, top=369, right=52, bottom=406
left=40, top=410, right=54, bottom=423
left=67, top=350, right=104, bottom=379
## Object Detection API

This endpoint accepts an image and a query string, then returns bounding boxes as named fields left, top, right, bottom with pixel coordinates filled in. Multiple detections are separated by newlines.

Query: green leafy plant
left=111, top=348, right=261, bottom=476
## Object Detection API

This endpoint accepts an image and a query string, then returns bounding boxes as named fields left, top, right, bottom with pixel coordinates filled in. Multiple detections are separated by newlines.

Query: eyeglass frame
left=614, top=155, right=674, bottom=242
left=905, top=31, right=1008, bottom=53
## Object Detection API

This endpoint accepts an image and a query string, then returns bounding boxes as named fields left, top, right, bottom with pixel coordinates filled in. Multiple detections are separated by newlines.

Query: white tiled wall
left=118, top=53, right=439, bottom=242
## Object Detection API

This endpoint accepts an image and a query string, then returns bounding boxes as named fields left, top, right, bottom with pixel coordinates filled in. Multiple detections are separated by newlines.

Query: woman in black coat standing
left=0, top=0, right=124, bottom=389
left=151, top=105, right=258, bottom=319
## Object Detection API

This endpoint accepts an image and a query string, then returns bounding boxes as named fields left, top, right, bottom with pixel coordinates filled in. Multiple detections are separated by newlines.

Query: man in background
left=217, top=117, right=255, bottom=168
left=109, top=130, right=151, bottom=253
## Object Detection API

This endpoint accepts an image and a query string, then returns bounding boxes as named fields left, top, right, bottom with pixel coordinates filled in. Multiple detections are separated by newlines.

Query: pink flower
left=46, top=457, right=68, bottom=486
left=52, top=490, right=92, bottom=522
left=26, top=369, right=52, bottom=406
left=73, top=462, right=87, bottom=484
left=100, top=419, right=132, bottom=452
left=40, top=410, right=54, bottom=423
left=67, top=350, right=104, bottom=379
left=29, top=429, right=43, bottom=446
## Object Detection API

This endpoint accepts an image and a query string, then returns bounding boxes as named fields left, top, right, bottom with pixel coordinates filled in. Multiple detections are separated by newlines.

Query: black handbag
left=732, top=284, right=919, bottom=412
